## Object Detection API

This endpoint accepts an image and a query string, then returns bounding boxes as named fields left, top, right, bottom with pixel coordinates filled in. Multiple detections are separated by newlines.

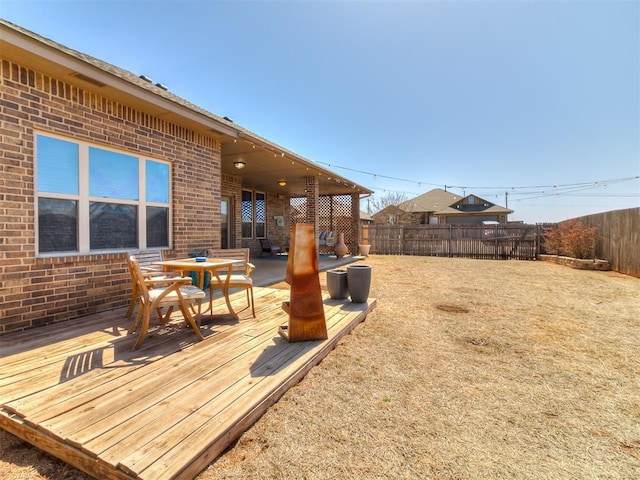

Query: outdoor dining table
left=153, top=257, right=242, bottom=320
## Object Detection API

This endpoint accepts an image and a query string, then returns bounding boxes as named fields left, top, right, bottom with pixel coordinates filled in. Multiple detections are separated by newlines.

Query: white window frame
left=35, top=131, right=172, bottom=256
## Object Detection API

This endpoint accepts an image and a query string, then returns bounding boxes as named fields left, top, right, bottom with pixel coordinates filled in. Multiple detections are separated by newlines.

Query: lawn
left=1, top=255, right=639, bottom=479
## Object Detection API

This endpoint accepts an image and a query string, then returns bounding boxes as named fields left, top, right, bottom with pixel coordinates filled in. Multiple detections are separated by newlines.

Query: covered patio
left=220, top=126, right=373, bottom=256
left=250, top=253, right=362, bottom=287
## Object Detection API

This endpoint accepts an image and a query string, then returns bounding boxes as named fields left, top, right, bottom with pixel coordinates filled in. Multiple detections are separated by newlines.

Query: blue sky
left=2, top=0, right=638, bottom=223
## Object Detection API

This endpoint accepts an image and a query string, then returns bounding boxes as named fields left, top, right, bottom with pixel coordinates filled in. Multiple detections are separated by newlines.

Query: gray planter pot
left=326, top=269, right=349, bottom=300
left=347, top=265, right=372, bottom=303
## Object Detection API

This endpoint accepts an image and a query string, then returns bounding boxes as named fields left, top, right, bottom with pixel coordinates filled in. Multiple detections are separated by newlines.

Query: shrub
left=542, top=227, right=562, bottom=255
left=543, top=220, right=598, bottom=259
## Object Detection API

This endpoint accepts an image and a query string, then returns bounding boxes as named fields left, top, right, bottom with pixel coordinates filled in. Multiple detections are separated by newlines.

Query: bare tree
left=370, top=191, right=409, bottom=212
left=370, top=191, right=410, bottom=225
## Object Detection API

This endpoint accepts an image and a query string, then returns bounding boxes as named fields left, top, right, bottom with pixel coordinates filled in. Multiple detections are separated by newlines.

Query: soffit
left=221, top=136, right=371, bottom=196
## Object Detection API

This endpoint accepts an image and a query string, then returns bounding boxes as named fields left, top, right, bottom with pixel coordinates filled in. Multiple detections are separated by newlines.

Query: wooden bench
left=319, top=231, right=335, bottom=253
left=132, top=249, right=168, bottom=274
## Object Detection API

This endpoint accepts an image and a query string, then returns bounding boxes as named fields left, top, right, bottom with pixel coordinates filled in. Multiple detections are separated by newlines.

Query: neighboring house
left=397, top=188, right=462, bottom=224
left=371, top=204, right=415, bottom=225
left=434, top=194, right=513, bottom=224
left=380, top=188, right=512, bottom=225
left=0, top=20, right=372, bottom=334
left=360, top=211, right=373, bottom=226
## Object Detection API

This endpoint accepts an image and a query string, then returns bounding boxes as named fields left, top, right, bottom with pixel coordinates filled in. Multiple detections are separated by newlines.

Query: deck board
left=0, top=286, right=376, bottom=480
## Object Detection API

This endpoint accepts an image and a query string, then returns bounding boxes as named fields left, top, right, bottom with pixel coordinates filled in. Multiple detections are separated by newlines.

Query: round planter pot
left=347, top=265, right=372, bottom=303
left=326, top=269, right=349, bottom=300
left=359, top=244, right=371, bottom=256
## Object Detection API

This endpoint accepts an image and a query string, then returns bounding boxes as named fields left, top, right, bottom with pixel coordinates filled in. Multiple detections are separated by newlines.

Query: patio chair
left=126, top=255, right=206, bottom=350
left=318, top=231, right=335, bottom=254
left=207, top=248, right=256, bottom=317
left=124, top=250, right=182, bottom=318
left=259, top=238, right=282, bottom=256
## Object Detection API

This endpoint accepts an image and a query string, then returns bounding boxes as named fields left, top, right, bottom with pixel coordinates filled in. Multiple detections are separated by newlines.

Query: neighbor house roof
left=441, top=194, right=513, bottom=215
left=399, top=188, right=461, bottom=213
left=397, top=189, right=513, bottom=217
left=435, top=205, right=513, bottom=216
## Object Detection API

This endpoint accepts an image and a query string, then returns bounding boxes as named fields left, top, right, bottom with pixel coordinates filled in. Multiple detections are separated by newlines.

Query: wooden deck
left=0, top=286, right=376, bottom=479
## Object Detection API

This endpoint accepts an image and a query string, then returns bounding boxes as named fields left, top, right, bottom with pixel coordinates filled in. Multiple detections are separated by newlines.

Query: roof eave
left=0, top=22, right=238, bottom=138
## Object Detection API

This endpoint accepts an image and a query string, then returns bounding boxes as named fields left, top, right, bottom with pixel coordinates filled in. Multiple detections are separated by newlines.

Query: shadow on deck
left=0, top=286, right=376, bottom=480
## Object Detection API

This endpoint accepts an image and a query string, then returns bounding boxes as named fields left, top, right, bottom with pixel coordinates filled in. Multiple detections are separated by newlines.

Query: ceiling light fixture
left=278, top=180, right=287, bottom=187
left=234, top=161, right=246, bottom=169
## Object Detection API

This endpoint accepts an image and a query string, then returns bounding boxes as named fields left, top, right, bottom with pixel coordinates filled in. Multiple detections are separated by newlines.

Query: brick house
left=0, top=20, right=372, bottom=334
left=431, top=194, right=513, bottom=224
left=371, top=204, right=417, bottom=225
left=393, top=188, right=512, bottom=225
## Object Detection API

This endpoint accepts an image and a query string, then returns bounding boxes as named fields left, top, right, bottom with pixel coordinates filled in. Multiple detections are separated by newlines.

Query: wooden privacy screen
left=279, top=224, right=328, bottom=342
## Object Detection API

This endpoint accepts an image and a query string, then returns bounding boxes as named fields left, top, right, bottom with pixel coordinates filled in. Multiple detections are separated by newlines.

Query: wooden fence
left=362, top=207, right=639, bottom=277
left=363, top=224, right=540, bottom=260
left=568, top=207, right=639, bottom=277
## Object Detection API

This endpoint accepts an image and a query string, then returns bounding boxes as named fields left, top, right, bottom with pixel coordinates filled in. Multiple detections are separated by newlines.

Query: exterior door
left=221, top=196, right=233, bottom=249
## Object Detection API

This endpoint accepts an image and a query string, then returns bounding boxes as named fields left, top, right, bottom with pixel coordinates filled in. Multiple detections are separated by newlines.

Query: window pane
left=146, top=160, right=169, bottom=203
left=89, top=147, right=138, bottom=200
left=90, top=202, right=137, bottom=249
left=241, top=190, right=253, bottom=238
left=37, top=135, right=79, bottom=195
left=147, top=206, right=168, bottom=248
left=38, top=198, right=78, bottom=252
left=221, top=199, right=229, bottom=249
left=255, top=192, right=266, bottom=238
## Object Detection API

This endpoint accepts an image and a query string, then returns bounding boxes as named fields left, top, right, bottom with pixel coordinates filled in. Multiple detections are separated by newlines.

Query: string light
left=314, top=158, right=638, bottom=196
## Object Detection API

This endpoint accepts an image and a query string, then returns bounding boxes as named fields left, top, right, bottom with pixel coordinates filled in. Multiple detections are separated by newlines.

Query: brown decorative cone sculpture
left=334, top=232, right=348, bottom=258
left=279, top=224, right=328, bottom=342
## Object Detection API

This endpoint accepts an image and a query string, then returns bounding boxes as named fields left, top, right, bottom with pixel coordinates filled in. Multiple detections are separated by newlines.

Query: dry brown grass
left=2, top=256, right=639, bottom=479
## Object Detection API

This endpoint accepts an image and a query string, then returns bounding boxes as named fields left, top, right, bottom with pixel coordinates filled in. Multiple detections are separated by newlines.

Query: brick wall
left=266, top=192, right=288, bottom=247
left=0, top=59, right=222, bottom=334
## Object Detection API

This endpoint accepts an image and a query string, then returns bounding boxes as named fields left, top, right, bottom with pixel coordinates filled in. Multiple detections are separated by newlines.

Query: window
left=241, top=190, right=253, bottom=238
left=468, top=196, right=475, bottom=205
left=241, top=189, right=266, bottom=239
left=255, top=192, right=266, bottom=238
left=38, top=198, right=78, bottom=252
left=35, top=133, right=171, bottom=255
